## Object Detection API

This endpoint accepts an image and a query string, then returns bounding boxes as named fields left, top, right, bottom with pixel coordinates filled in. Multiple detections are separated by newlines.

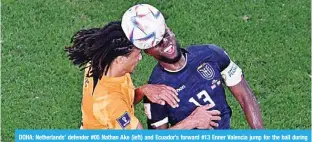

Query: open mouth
left=163, top=45, right=174, bottom=54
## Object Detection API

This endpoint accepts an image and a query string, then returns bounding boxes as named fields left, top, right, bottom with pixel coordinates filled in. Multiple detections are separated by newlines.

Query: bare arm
left=134, top=84, right=180, bottom=108
left=155, top=117, right=198, bottom=130
left=153, top=104, right=221, bottom=130
left=168, top=115, right=199, bottom=130
left=228, top=78, right=264, bottom=129
left=134, top=86, right=146, bottom=105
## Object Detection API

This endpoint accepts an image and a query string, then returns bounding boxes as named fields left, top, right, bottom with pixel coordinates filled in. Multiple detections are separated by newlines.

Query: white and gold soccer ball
left=121, top=4, right=166, bottom=49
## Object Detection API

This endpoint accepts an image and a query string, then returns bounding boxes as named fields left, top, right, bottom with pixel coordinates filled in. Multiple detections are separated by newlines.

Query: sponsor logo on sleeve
left=117, top=112, right=131, bottom=129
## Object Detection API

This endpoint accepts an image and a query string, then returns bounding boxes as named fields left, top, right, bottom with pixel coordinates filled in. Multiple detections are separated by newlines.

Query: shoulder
left=186, top=44, right=230, bottom=61
left=187, top=44, right=231, bottom=70
left=186, top=44, right=227, bottom=57
left=92, top=77, right=130, bottom=102
left=93, top=88, right=124, bottom=103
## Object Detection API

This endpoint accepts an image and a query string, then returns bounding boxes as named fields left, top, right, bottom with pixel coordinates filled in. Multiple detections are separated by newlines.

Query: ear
left=115, top=56, right=126, bottom=64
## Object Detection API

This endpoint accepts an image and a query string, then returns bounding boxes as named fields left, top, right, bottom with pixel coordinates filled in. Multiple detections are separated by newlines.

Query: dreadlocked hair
left=65, top=21, right=134, bottom=79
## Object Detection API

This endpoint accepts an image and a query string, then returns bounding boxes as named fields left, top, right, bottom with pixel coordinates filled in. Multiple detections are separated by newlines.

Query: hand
left=190, top=104, right=221, bottom=129
left=141, top=84, right=180, bottom=108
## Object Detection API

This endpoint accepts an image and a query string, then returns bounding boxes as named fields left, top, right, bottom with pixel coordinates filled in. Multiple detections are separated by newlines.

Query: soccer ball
left=121, top=4, right=166, bottom=49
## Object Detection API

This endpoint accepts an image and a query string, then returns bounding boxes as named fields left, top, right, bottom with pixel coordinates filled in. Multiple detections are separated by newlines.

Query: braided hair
left=65, top=21, right=134, bottom=79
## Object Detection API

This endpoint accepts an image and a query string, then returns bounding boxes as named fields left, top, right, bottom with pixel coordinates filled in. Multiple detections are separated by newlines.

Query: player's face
left=144, top=27, right=182, bottom=64
left=123, top=48, right=142, bottom=73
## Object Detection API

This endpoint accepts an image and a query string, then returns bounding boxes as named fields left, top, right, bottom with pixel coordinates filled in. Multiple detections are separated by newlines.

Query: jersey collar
left=163, top=51, right=188, bottom=73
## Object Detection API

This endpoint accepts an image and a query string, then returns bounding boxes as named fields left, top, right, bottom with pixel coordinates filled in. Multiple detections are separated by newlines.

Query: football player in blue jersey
left=130, top=6, right=264, bottom=129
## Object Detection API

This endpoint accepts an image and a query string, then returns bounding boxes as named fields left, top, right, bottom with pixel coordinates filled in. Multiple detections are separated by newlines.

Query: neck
left=160, top=54, right=186, bottom=72
left=105, top=66, right=126, bottom=78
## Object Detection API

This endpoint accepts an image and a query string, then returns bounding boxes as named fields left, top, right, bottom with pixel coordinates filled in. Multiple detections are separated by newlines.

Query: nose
left=162, top=37, right=169, bottom=45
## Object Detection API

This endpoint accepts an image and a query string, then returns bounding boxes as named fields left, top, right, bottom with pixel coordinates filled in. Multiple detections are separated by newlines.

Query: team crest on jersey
left=197, top=63, right=215, bottom=80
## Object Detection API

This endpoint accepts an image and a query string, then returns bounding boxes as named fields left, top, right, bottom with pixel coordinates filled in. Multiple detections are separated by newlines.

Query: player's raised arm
left=134, top=84, right=180, bottom=108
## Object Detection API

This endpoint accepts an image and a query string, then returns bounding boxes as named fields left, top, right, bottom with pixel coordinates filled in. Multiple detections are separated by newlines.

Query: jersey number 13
left=189, top=90, right=215, bottom=107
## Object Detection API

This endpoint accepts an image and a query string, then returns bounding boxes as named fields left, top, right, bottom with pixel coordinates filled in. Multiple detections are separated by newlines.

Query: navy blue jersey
left=143, top=44, right=243, bottom=129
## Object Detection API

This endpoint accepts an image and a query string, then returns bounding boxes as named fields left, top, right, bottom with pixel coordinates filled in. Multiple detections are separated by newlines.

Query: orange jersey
left=81, top=69, right=138, bottom=129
